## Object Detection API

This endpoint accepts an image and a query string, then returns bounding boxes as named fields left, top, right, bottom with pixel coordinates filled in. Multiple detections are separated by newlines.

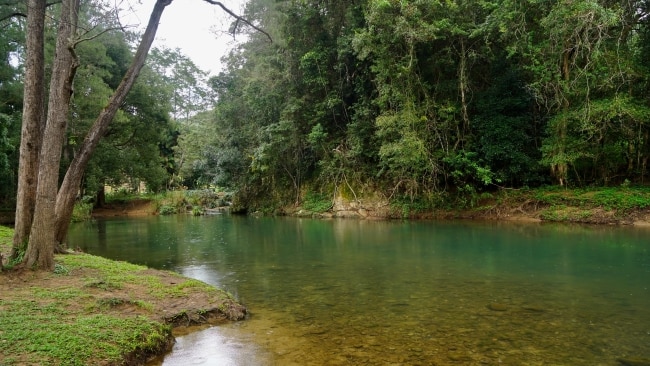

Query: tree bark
left=54, top=0, right=173, bottom=245
left=95, top=186, right=106, bottom=209
left=24, top=0, right=80, bottom=270
left=11, top=0, right=46, bottom=260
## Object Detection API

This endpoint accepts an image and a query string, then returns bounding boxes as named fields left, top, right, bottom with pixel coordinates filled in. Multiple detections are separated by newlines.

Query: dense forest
left=191, top=0, right=650, bottom=212
left=1, top=0, right=650, bottom=214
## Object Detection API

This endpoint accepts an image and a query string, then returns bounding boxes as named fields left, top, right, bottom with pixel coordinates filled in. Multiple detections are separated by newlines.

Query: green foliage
left=1, top=225, right=23, bottom=269
left=473, top=60, right=546, bottom=186
left=0, top=225, right=12, bottom=265
left=443, top=151, right=495, bottom=188
left=0, top=114, right=14, bottom=178
left=105, top=188, right=141, bottom=203
left=71, top=202, right=93, bottom=223
left=534, top=187, right=650, bottom=211
left=390, top=194, right=440, bottom=218
left=191, top=206, right=204, bottom=216
left=129, top=0, right=650, bottom=207
left=0, top=13, right=22, bottom=206
left=302, top=191, right=332, bottom=213
left=62, top=25, right=182, bottom=197
left=184, top=189, right=227, bottom=208
left=158, top=205, right=178, bottom=215
left=53, top=263, right=71, bottom=275
left=152, top=191, right=186, bottom=215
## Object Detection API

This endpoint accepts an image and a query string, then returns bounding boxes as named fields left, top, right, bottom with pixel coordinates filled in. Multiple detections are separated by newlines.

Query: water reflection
left=69, top=216, right=650, bottom=365
left=155, top=325, right=270, bottom=366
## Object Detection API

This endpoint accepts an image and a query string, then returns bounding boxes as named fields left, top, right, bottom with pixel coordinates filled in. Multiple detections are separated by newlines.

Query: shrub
left=302, top=191, right=332, bottom=213
left=71, top=202, right=93, bottom=222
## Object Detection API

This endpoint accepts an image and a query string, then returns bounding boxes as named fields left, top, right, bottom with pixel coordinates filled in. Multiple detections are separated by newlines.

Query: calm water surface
left=67, top=215, right=650, bottom=365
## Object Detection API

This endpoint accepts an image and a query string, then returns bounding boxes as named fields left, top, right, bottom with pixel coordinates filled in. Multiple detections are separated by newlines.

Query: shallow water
left=68, top=215, right=650, bottom=365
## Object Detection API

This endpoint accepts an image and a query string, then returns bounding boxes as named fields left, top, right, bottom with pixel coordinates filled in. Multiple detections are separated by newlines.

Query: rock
left=335, top=210, right=359, bottom=218
left=617, top=358, right=650, bottom=366
left=487, top=303, right=508, bottom=311
left=448, top=351, right=469, bottom=361
left=522, top=305, right=546, bottom=312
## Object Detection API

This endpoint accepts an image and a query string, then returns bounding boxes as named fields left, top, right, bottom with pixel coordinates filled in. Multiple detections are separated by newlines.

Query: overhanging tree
left=11, top=0, right=268, bottom=270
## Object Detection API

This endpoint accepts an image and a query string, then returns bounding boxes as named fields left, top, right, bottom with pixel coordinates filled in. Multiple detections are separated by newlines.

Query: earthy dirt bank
left=91, top=199, right=157, bottom=218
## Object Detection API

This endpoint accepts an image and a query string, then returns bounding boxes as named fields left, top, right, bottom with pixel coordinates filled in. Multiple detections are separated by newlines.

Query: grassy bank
left=470, top=186, right=650, bottom=225
left=284, top=185, right=650, bottom=224
left=0, top=227, right=246, bottom=366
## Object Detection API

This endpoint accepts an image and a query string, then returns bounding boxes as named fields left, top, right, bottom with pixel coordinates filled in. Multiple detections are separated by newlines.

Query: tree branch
left=202, top=0, right=272, bottom=42
left=72, top=26, right=124, bottom=48
left=0, top=12, right=25, bottom=21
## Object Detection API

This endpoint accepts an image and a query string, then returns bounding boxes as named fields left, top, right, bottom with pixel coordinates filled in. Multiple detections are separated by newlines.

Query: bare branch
left=72, top=26, right=124, bottom=48
left=0, top=12, right=25, bottom=21
left=202, top=0, right=272, bottom=42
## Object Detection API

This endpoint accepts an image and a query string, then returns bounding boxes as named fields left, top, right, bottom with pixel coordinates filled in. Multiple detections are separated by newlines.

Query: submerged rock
left=487, top=303, right=508, bottom=311
left=521, top=305, right=546, bottom=312
left=617, top=358, right=650, bottom=366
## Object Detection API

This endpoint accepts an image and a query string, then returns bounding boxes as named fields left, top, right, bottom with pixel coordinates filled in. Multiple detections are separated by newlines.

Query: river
left=67, top=214, right=650, bottom=365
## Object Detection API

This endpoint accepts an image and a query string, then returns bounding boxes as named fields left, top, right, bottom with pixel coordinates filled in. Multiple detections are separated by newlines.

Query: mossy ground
left=0, top=228, right=246, bottom=366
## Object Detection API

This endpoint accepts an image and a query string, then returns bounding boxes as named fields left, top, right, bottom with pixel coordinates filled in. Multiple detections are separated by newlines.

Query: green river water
left=67, top=214, right=650, bottom=366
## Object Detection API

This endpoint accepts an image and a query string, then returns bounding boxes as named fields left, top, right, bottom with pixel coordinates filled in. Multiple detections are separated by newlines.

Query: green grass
left=1, top=224, right=12, bottom=253
left=1, top=226, right=241, bottom=365
left=57, top=253, right=227, bottom=299
left=0, top=301, right=170, bottom=366
left=533, top=186, right=650, bottom=211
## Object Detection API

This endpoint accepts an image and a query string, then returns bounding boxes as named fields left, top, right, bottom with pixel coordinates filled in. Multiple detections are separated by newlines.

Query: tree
left=147, top=47, right=214, bottom=122
left=12, top=0, right=266, bottom=270
left=69, top=33, right=177, bottom=198
left=12, top=0, right=48, bottom=263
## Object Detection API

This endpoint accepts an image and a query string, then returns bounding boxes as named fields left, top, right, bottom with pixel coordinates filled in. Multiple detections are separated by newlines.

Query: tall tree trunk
left=458, top=39, right=470, bottom=149
left=552, top=45, right=573, bottom=187
left=11, top=0, right=46, bottom=260
left=54, top=0, right=173, bottom=245
left=95, top=186, right=106, bottom=209
left=24, top=0, right=80, bottom=270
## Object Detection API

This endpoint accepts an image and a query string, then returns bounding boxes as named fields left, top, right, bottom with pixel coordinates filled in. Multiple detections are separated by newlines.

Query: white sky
left=123, top=0, right=249, bottom=75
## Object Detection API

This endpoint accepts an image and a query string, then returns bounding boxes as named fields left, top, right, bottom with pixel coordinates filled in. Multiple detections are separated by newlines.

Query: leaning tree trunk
left=11, top=0, right=46, bottom=260
left=24, top=0, right=80, bottom=270
left=54, top=0, right=173, bottom=245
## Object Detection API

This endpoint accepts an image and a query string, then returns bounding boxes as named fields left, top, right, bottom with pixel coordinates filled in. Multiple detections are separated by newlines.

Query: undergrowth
left=533, top=186, right=650, bottom=211
left=302, top=191, right=332, bottom=213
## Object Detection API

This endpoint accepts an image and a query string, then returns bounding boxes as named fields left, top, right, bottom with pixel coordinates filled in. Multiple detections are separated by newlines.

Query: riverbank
left=282, top=186, right=650, bottom=226
left=0, top=226, right=246, bottom=366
